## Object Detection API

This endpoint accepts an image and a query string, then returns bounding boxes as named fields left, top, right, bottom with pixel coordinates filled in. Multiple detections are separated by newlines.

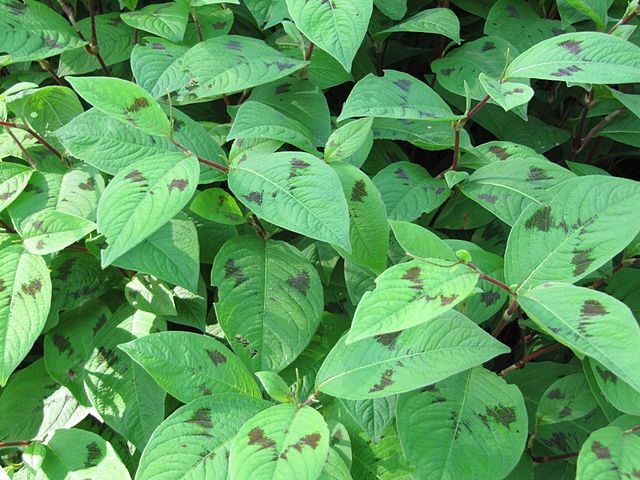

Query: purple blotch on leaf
left=168, top=179, right=189, bottom=192
left=187, top=408, right=213, bottom=429
left=485, top=405, right=516, bottom=428
left=351, top=180, right=367, bottom=202
left=572, top=248, right=594, bottom=276
left=248, top=428, right=276, bottom=450
left=551, top=65, right=582, bottom=77
left=591, top=441, right=611, bottom=459
left=124, top=170, right=146, bottom=183
left=374, top=331, right=402, bottom=349
left=526, top=167, right=552, bottom=182
left=243, top=191, right=263, bottom=205
left=224, top=259, right=248, bottom=287
left=581, top=300, right=607, bottom=317
left=547, top=388, right=564, bottom=399
left=393, top=79, right=411, bottom=92
left=287, top=271, right=311, bottom=295
left=125, top=97, right=150, bottom=113
left=84, top=442, right=102, bottom=468
left=52, top=334, right=72, bottom=354
left=477, top=193, right=499, bottom=204
left=559, top=40, right=583, bottom=55
left=394, top=168, right=409, bottom=180
left=524, top=205, right=553, bottom=231
left=21, top=279, right=42, bottom=298
left=369, top=369, right=395, bottom=393
left=224, top=41, right=243, bottom=51
left=481, top=291, right=501, bottom=305
left=595, top=365, right=617, bottom=383
left=79, top=177, right=96, bottom=191
left=206, top=349, right=227, bottom=365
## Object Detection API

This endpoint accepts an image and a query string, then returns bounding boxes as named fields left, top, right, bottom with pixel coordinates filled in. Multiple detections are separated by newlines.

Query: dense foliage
left=1, top=0, right=640, bottom=478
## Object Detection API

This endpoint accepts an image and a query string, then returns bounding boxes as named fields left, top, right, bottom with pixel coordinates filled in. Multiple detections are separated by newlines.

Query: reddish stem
left=0, top=120, right=64, bottom=160
left=0, top=441, right=31, bottom=449
left=579, top=107, right=627, bottom=151
left=170, top=138, right=229, bottom=173
left=532, top=451, right=578, bottom=463
left=466, top=95, right=490, bottom=120
left=492, top=299, right=519, bottom=338
left=499, top=343, right=565, bottom=376
left=6, top=127, right=37, bottom=169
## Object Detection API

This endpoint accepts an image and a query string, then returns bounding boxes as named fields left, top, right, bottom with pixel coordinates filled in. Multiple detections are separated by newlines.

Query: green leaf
left=340, top=396, right=397, bottom=444
left=120, top=331, right=260, bottom=402
left=389, top=220, right=456, bottom=260
left=0, top=359, right=87, bottom=442
left=330, top=162, right=389, bottom=274
left=285, top=0, right=373, bottom=71
left=519, top=283, right=640, bottom=394
left=609, top=88, right=640, bottom=119
left=125, top=274, right=176, bottom=316
left=0, top=162, right=32, bottom=213
left=576, top=426, right=640, bottom=480
left=338, top=70, right=462, bottom=122
left=58, top=13, right=134, bottom=76
left=588, top=358, right=640, bottom=417
left=244, top=0, right=289, bottom=28
left=316, top=310, right=509, bottom=399
left=121, top=1, right=189, bottom=43
left=228, top=101, right=318, bottom=154
left=557, top=0, right=611, bottom=31
left=229, top=403, right=330, bottom=480
left=44, top=299, right=111, bottom=405
left=397, top=367, right=527, bottom=480
left=0, top=0, right=87, bottom=64
left=136, top=394, right=270, bottom=480
left=130, top=37, right=190, bottom=99
left=505, top=176, right=640, bottom=290
left=432, top=36, right=516, bottom=101
left=374, top=0, right=407, bottom=20
left=536, top=373, right=597, bottom=424
left=211, top=236, right=324, bottom=372
left=460, top=141, right=543, bottom=169
left=505, top=32, right=640, bottom=84
left=324, top=118, right=373, bottom=163
left=39, top=428, right=132, bottom=480
left=66, top=76, right=171, bottom=136
left=485, top=0, right=571, bottom=52
left=0, top=245, right=51, bottom=386
left=228, top=152, right=351, bottom=250
left=377, top=8, right=460, bottom=43
left=84, top=306, right=166, bottom=450
left=20, top=210, right=95, bottom=255
left=459, top=157, right=576, bottom=226
left=255, top=371, right=295, bottom=403
left=478, top=73, right=534, bottom=112
left=190, top=187, right=245, bottom=225
left=182, top=35, right=307, bottom=98
left=109, top=213, right=200, bottom=292
left=372, top=117, right=470, bottom=151
left=350, top=423, right=414, bottom=479
left=346, top=258, right=479, bottom=343
left=97, top=153, right=199, bottom=266
left=372, top=161, right=450, bottom=221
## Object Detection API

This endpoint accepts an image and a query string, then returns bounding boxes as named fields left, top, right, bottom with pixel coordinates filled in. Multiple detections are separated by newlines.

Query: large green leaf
left=340, top=396, right=397, bottom=444
left=121, top=1, right=189, bottom=43
left=324, top=118, right=374, bottom=164
left=372, top=117, right=470, bottom=151
left=181, top=35, right=307, bottom=98
left=67, top=76, right=171, bottom=136
left=0, top=0, right=87, bottom=64
left=97, top=153, right=199, bottom=266
left=130, top=37, right=190, bottom=99
left=211, top=236, right=324, bottom=372
left=505, top=32, right=640, bottom=83
left=119, top=331, right=261, bottom=402
left=330, top=162, right=389, bottom=274
left=84, top=306, right=166, bottom=450
left=346, top=258, right=479, bottom=343
left=536, top=372, right=597, bottom=425
left=459, top=157, right=576, bottom=226
left=0, top=245, right=51, bottom=386
left=478, top=74, right=534, bottom=112
left=389, top=220, right=456, bottom=260
left=20, top=210, right=95, bottom=255
left=519, top=283, right=640, bottom=394
left=338, top=70, right=461, bottom=122
left=588, top=358, right=640, bottom=416
left=377, top=8, right=460, bottom=43
left=285, top=0, right=373, bottom=71
left=505, top=176, right=640, bottom=290
left=372, top=161, right=450, bottom=221
left=136, top=394, right=271, bottom=480
left=397, top=367, right=527, bottom=480
left=228, top=101, right=318, bottom=154
left=228, top=152, right=350, bottom=250
left=576, top=426, right=640, bottom=480
left=228, top=404, right=330, bottom=480
left=38, top=428, right=132, bottom=480
left=316, top=310, right=509, bottom=399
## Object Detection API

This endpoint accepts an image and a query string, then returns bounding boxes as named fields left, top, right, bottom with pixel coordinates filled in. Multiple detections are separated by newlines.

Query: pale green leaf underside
left=316, top=310, right=508, bottom=399
left=505, top=32, right=640, bottom=84
left=346, top=258, right=479, bottom=343
left=378, top=7, right=460, bottom=43
left=519, top=283, right=640, bottom=394
left=228, top=152, right=351, bottom=250
left=285, top=0, right=373, bottom=71
left=576, top=426, right=640, bottom=480
left=338, top=70, right=461, bottom=122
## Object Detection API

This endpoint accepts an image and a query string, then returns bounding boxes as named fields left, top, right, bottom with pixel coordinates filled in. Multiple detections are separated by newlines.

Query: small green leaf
left=130, top=37, right=190, bottom=99
left=390, top=220, right=456, bottom=261
left=136, top=394, right=270, bottom=480
left=340, top=396, right=397, bottom=444
left=377, top=8, right=460, bottom=43
left=505, top=32, right=640, bottom=84
left=316, top=310, right=508, bottom=399
left=576, top=426, right=640, bottom=480
left=190, top=188, right=244, bottom=225
left=557, top=0, right=610, bottom=31
left=397, top=367, right=527, bottom=480
left=338, top=70, right=462, bottom=122
left=228, top=152, right=351, bottom=251
left=536, top=373, right=597, bottom=424
left=121, top=1, right=189, bottom=43
left=97, top=153, right=199, bottom=266
left=255, top=371, right=295, bottom=403
left=478, top=73, right=534, bottom=112
left=324, top=118, right=374, bottom=163
left=285, top=0, right=373, bottom=71
left=66, top=76, right=171, bottom=136
left=519, top=283, right=640, bottom=394
left=588, top=358, right=640, bottom=417
left=119, top=331, right=261, bottom=402
left=20, top=210, right=95, bottom=255
left=229, top=403, right=330, bottom=480
left=0, top=245, right=51, bottom=386
left=0, top=163, right=33, bottom=213
left=346, top=258, right=479, bottom=343
left=125, top=274, right=177, bottom=316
